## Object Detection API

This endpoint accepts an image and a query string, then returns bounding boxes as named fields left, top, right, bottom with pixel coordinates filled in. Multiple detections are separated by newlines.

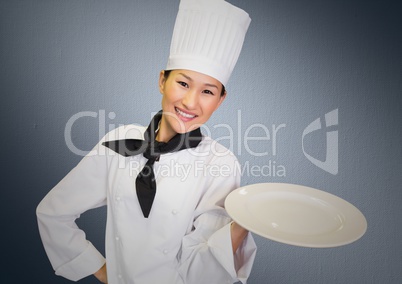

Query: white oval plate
left=225, top=183, right=367, bottom=248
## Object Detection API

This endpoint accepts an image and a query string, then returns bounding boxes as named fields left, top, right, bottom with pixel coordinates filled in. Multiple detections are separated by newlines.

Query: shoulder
left=88, top=124, right=146, bottom=156
left=193, top=135, right=239, bottom=165
left=193, top=136, right=241, bottom=188
left=100, top=124, right=146, bottom=143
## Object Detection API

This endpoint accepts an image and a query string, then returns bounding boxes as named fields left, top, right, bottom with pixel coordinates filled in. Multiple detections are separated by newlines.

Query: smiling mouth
left=175, top=107, right=197, bottom=119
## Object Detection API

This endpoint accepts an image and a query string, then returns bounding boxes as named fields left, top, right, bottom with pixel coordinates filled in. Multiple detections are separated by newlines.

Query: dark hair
left=163, top=70, right=226, bottom=97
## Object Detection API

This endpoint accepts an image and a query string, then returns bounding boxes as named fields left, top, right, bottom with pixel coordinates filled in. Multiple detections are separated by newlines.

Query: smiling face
left=157, top=69, right=226, bottom=142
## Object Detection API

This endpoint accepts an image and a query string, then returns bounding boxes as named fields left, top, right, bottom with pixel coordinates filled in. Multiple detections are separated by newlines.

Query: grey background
left=1, top=0, right=401, bottom=283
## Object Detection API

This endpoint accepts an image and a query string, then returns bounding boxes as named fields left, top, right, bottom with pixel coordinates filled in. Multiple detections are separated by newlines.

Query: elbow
left=36, top=197, right=46, bottom=218
left=36, top=200, right=43, bottom=218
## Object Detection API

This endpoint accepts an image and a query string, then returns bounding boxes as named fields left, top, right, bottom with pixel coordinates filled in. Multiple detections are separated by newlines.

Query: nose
left=182, top=89, right=198, bottom=109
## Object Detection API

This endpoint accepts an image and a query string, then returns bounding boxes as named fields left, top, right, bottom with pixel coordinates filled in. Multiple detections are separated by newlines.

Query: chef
left=37, top=0, right=256, bottom=283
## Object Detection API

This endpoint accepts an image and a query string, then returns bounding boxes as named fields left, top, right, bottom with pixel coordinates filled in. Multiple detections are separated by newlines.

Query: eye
left=177, top=81, right=189, bottom=88
left=203, top=89, right=215, bottom=95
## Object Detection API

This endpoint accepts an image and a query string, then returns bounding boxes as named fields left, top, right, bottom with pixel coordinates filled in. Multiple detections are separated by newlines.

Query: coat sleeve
left=36, top=144, right=109, bottom=281
left=177, top=155, right=257, bottom=284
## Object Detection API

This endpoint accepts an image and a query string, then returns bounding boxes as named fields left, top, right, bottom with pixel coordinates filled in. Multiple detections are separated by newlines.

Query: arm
left=177, top=155, right=256, bottom=284
left=231, top=222, right=249, bottom=253
left=36, top=145, right=108, bottom=281
left=94, top=263, right=108, bottom=283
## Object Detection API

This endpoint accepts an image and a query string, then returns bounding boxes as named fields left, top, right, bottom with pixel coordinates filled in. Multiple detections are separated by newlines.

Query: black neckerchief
left=102, top=110, right=203, bottom=217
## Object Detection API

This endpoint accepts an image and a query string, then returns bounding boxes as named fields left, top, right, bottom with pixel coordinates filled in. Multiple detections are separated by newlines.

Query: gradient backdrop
left=1, top=0, right=401, bottom=283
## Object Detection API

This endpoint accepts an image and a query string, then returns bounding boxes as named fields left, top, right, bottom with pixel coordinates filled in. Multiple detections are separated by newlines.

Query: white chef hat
left=166, top=0, right=251, bottom=86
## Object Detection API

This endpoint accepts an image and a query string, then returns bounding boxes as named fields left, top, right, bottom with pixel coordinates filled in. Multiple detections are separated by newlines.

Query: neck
left=155, top=131, right=171, bottom=143
left=155, top=117, right=176, bottom=143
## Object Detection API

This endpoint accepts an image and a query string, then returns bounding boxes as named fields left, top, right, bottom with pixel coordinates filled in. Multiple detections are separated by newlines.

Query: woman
left=37, top=0, right=256, bottom=283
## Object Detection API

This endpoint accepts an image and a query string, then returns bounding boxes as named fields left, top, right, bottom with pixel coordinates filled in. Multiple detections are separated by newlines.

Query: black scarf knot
left=102, top=110, right=202, bottom=218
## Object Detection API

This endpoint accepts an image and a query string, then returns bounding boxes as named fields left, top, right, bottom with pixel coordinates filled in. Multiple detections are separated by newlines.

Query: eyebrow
left=178, top=72, right=219, bottom=90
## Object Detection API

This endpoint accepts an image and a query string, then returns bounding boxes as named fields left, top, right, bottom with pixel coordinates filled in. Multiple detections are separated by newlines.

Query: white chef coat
left=37, top=124, right=257, bottom=284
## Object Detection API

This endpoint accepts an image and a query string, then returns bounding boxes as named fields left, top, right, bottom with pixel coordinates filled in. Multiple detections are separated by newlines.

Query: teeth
left=176, top=108, right=195, bottom=118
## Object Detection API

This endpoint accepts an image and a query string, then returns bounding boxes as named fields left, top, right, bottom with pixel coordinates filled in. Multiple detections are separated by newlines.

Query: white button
left=115, top=236, right=120, bottom=241
left=172, top=209, right=178, bottom=215
left=163, top=249, right=168, bottom=254
left=116, top=196, right=121, bottom=201
left=118, top=274, right=122, bottom=279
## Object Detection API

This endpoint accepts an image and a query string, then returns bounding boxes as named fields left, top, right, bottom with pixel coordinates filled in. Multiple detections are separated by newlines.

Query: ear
left=159, top=70, right=166, bottom=94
